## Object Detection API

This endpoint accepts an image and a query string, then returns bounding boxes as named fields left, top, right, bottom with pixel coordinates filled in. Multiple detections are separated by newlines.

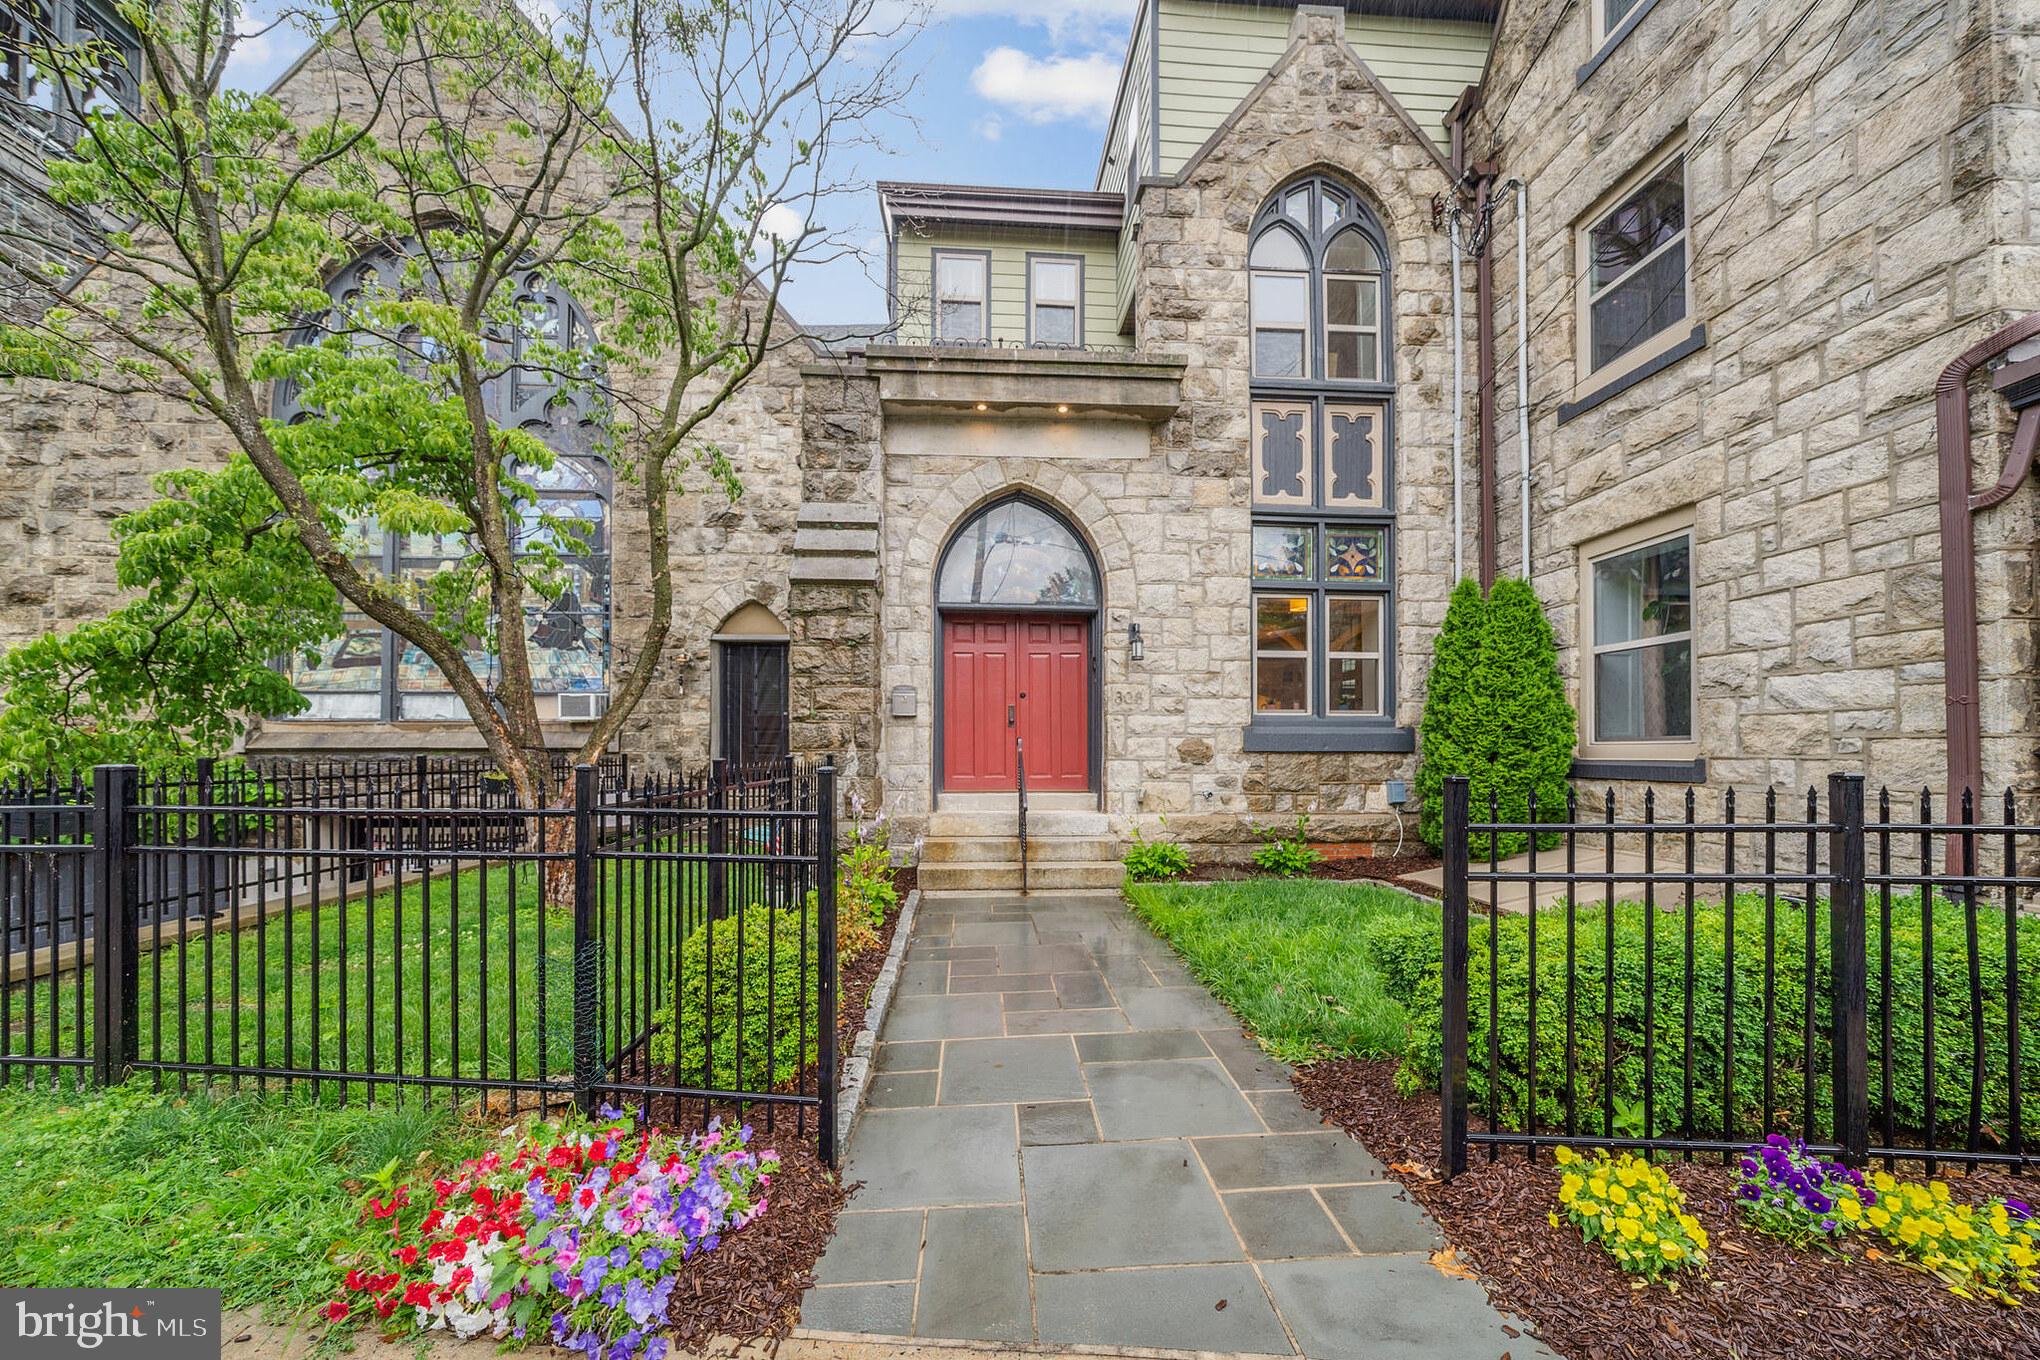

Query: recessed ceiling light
left=975, top=402, right=988, bottom=412
left=1057, top=404, right=1070, bottom=415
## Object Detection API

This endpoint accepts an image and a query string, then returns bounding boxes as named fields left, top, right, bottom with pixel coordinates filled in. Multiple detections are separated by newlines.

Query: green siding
left=893, top=227, right=1129, bottom=350
left=1153, top=1, right=1491, bottom=168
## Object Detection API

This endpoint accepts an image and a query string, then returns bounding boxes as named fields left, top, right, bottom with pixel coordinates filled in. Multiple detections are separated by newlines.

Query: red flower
left=452, top=1214, right=481, bottom=1240
left=402, top=1282, right=433, bottom=1308
left=369, top=1273, right=401, bottom=1295
left=576, top=1186, right=598, bottom=1210
left=373, top=1296, right=399, bottom=1320
left=323, top=1302, right=350, bottom=1323
left=433, top=1178, right=456, bottom=1205
left=614, top=1160, right=639, bottom=1180
left=547, top=1145, right=577, bottom=1169
left=422, top=1210, right=445, bottom=1233
left=344, top=1269, right=369, bottom=1292
left=449, top=1266, right=474, bottom=1290
left=394, top=1245, right=420, bottom=1267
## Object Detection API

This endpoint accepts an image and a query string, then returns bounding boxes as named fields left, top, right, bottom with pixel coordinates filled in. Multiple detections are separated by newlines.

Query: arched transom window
left=937, top=498, right=1100, bottom=609
left=277, top=243, right=612, bottom=721
left=1247, top=177, right=1395, bottom=729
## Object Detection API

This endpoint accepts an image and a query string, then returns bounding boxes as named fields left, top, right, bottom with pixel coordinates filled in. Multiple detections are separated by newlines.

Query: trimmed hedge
left=1364, top=896, right=2040, bottom=1144
left=1416, top=577, right=1575, bottom=857
left=651, top=903, right=819, bottom=1094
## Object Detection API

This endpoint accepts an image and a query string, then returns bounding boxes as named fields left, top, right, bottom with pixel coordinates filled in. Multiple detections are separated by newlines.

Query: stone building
left=2, top=0, right=2036, bottom=886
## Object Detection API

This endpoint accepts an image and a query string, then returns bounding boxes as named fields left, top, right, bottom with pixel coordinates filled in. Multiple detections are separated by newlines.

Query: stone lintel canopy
left=858, top=345, right=1186, bottom=421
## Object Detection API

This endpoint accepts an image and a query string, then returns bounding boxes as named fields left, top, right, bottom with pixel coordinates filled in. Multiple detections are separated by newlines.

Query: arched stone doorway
left=933, top=495, right=1101, bottom=794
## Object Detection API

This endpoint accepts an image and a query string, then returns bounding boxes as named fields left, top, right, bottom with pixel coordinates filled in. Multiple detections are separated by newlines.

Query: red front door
left=942, top=613, right=1090, bottom=792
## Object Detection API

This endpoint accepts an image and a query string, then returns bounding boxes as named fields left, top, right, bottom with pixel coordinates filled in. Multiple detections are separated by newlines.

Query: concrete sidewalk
left=801, top=891, right=1556, bottom=1360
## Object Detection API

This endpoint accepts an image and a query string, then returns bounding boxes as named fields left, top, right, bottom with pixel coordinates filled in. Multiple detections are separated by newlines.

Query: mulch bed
left=658, top=876, right=911, bottom=1349
left=1294, top=1058, right=2040, bottom=1360
left=664, top=1136, right=849, bottom=1351
left=1185, top=849, right=1440, bottom=889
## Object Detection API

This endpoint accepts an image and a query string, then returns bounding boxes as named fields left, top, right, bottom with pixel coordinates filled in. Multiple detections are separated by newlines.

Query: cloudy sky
left=223, top=1, right=1138, bottom=326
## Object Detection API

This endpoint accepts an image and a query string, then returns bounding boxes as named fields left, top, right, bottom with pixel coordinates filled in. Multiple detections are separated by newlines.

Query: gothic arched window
left=277, top=243, right=612, bottom=721
left=1247, top=177, right=1395, bottom=728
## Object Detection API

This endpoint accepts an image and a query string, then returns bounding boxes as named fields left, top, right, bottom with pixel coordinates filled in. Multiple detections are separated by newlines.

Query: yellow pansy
left=1660, top=1240, right=1683, bottom=1259
left=1838, top=1198, right=1862, bottom=1223
left=1554, top=1145, right=1578, bottom=1166
left=1608, top=1183, right=1630, bottom=1204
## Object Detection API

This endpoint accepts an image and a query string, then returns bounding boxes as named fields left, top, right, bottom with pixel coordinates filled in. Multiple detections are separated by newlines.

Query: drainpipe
left=1474, top=168, right=1498, bottom=591
left=1513, top=178, right=1531, bottom=576
left=1935, top=309, right=2040, bottom=854
left=1450, top=207, right=1465, bottom=583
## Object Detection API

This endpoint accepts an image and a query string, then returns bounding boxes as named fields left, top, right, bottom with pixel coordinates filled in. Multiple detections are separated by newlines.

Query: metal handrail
left=1015, top=736, right=1028, bottom=897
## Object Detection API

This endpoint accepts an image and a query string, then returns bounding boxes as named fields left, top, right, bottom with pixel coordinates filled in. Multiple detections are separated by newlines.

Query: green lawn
left=1125, top=878, right=1434, bottom=1064
left=9, top=853, right=711, bottom=1099
left=0, top=1084, right=489, bottom=1311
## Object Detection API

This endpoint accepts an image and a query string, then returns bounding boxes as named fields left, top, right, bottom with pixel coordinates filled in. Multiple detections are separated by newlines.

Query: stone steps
left=920, top=803, right=1122, bottom=891
left=916, top=858, right=1125, bottom=892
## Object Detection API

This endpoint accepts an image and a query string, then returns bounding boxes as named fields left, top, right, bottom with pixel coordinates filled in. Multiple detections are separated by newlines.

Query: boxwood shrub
left=1364, top=896, right=2040, bottom=1145
left=651, top=903, right=819, bottom=1094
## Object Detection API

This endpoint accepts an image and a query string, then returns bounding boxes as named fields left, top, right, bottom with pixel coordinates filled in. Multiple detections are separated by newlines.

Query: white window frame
left=1578, top=510, right=1698, bottom=760
left=1575, top=141, right=1691, bottom=387
left=1252, top=593, right=1313, bottom=716
left=1321, top=252, right=1383, bottom=383
left=1324, top=594, right=1384, bottom=718
left=933, top=248, right=989, bottom=344
left=1591, top=0, right=1649, bottom=51
left=1249, top=228, right=1312, bottom=382
left=1026, top=253, right=1082, bottom=348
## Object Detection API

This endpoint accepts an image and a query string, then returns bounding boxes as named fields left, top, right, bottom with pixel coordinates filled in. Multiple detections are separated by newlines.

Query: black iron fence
left=1440, top=774, right=2038, bottom=1179
left=1, top=756, right=839, bottom=1160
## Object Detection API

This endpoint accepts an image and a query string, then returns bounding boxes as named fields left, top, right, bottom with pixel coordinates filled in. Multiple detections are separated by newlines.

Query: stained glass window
left=1246, top=176, right=1395, bottom=724
left=276, top=242, right=611, bottom=720
left=1325, top=527, right=1385, bottom=582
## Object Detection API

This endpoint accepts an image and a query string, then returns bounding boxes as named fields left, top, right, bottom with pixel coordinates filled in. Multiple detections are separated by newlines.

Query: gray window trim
left=1025, top=251, right=1085, bottom=349
left=1578, top=0, right=1669, bottom=85
left=1558, top=323, right=1706, bottom=423
left=931, top=247, right=992, bottom=344
left=1243, top=723, right=1414, bottom=754
left=1571, top=757, right=1708, bottom=784
left=1248, top=175, right=1399, bottom=730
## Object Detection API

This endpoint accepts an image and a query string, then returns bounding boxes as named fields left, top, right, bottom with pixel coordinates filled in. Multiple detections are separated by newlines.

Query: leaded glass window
left=1, top=0, right=141, bottom=143
left=1248, top=177, right=1395, bottom=723
left=275, top=242, right=612, bottom=721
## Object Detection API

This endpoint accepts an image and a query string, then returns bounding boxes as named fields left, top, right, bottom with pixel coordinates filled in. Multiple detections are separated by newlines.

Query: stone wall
left=0, top=21, right=818, bottom=783
left=1128, top=5, right=1465, bottom=853
left=1467, top=0, right=2040, bottom=800
left=870, top=7, right=1466, bottom=858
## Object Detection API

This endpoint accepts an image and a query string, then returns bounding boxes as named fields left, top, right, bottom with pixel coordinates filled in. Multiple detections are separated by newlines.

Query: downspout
left=1935, top=309, right=2040, bottom=843
left=1450, top=207, right=1465, bottom=583
left=1513, top=178, right=1531, bottom=576
left=1474, top=168, right=1498, bottom=591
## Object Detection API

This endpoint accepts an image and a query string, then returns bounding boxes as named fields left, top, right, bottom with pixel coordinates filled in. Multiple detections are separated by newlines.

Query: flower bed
left=1293, top=1057, right=2040, bottom=1360
left=327, top=1108, right=778, bottom=1358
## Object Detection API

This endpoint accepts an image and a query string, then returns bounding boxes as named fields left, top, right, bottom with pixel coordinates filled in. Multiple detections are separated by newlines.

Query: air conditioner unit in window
left=555, top=692, right=609, bottom=722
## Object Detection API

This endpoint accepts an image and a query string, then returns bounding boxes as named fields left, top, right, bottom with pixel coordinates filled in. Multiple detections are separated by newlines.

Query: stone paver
left=805, top=890, right=1559, bottom=1358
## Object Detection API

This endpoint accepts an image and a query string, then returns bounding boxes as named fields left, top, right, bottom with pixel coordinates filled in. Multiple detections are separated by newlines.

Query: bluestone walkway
left=802, top=891, right=1557, bottom=1360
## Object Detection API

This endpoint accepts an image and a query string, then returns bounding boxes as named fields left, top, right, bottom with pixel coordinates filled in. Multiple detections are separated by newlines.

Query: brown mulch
left=1293, top=1059, right=2040, bottom=1360
left=1185, top=849, right=1441, bottom=889
left=664, top=1136, right=850, bottom=1351
left=657, top=881, right=911, bottom=1350
left=832, top=890, right=904, bottom=1076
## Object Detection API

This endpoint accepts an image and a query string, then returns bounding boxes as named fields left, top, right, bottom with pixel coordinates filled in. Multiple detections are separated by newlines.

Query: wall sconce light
left=1127, top=621, right=1144, bottom=663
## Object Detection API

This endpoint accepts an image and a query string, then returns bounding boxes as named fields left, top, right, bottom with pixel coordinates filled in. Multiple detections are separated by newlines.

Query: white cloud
left=874, top=0, right=1133, bottom=44
left=974, top=115, right=1004, bottom=142
left=969, top=46, right=1118, bottom=125
left=758, top=203, right=809, bottom=247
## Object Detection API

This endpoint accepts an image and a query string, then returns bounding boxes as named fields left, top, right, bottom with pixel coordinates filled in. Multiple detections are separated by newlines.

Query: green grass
left=1125, top=878, right=1436, bottom=1064
left=0, top=1084, right=489, bottom=1311
left=10, top=854, right=710, bottom=1096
